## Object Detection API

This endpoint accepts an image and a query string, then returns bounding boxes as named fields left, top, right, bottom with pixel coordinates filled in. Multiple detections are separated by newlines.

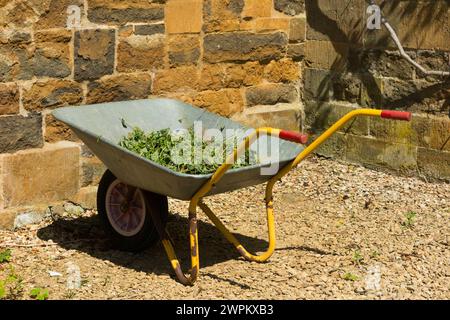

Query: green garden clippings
left=119, top=127, right=258, bottom=175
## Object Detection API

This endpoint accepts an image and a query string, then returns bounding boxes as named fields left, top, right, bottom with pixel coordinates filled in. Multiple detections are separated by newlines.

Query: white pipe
left=382, top=18, right=450, bottom=77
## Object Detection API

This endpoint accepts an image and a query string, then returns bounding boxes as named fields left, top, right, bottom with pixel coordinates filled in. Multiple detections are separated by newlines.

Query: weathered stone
left=275, top=0, right=305, bottom=16
left=305, top=0, right=364, bottom=44
left=315, top=131, right=347, bottom=159
left=246, top=84, right=298, bottom=106
left=381, top=78, right=424, bottom=103
left=34, top=29, right=72, bottom=43
left=1, top=31, right=32, bottom=44
left=0, top=209, right=17, bottom=231
left=0, top=114, right=43, bottom=153
left=226, top=62, right=264, bottom=87
left=0, top=42, right=34, bottom=81
left=242, top=0, right=272, bottom=19
left=289, top=17, right=306, bottom=42
left=359, top=50, right=415, bottom=80
left=303, top=68, right=333, bottom=101
left=241, top=18, right=289, bottom=33
left=393, top=80, right=450, bottom=114
left=1, top=142, right=80, bottom=207
left=304, top=101, right=368, bottom=136
left=166, top=0, right=203, bottom=33
left=87, top=73, right=152, bottom=104
left=35, top=0, right=84, bottom=29
left=305, top=40, right=348, bottom=70
left=0, top=83, right=19, bottom=115
left=0, top=1, right=40, bottom=30
left=168, top=35, right=201, bottom=66
left=64, top=202, right=85, bottom=216
left=204, top=32, right=288, bottom=63
left=0, top=30, right=32, bottom=45
left=88, top=1, right=164, bottom=25
left=71, top=186, right=98, bottom=210
left=198, top=64, right=226, bottom=91
left=81, top=156, right=106, bottom=187
left=264, top=58, right=300, bottom=83
left=332, top=72, right=362, bottom=104
left=193, top=89, right=244, bottom=117
left=45, top=204, right=65, bottom=219
left=410, top=114, right=450, bottom=152
left=14, top=211, right=44, bottom=229
left=153, top=66, right=199, bottom=93
left=199, top=62, right=264, bottom=91
left=232, top=103, right=302, bottom=131
left=89, top=0, right=166, bottom=8
left=345, top=135, right=417, bottom=172
left=134, top=23, right=165, bottom=36
left=33, top=29, right=72, bottom=78
left=45, top=114, right=79, bottom=143
left=74, top=29, right=115, bottom=81
left=23, top=80, right=83, bottom=111
left=225, top=0, right=245, bottom=14
left=375, top=109, right=444, bottom=149
left=417, top=148, right=450, bottom=181
left=159, top=92, right=195, bottom=105
left=370, top=116, right=414, bottom=146
left=415, top=51, right=450, bottom=75
left=363, top=1, right=450, bottom=50
left=117, top=34, right=165, bottom=72
left=203, top=0, right=244, bottom=33
left=287, top=43, right=305, bottom=61
left=119, top=25, right=134, bottom=37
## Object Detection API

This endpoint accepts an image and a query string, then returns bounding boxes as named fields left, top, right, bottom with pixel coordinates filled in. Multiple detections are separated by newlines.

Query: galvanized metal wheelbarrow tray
left=53, top=98, right=412, bottom=285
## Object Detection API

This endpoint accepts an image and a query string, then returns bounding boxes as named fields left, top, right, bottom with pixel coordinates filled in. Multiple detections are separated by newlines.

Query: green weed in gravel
left=29, top=287, right=49, bottom=300
left=0, top=249, right=11, bottom=264
left=402, top=211, right=417, bottom=228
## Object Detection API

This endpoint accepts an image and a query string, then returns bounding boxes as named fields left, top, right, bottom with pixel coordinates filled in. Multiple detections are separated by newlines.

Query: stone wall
left=0, top=0, right=449, bottom=228
left=0, top=0, right=306, bottom=226
left=303, top=0, right=450, bottom=181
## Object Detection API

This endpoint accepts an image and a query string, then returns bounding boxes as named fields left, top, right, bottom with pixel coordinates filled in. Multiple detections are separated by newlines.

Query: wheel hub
left=105, top=180, right=146, bottom=237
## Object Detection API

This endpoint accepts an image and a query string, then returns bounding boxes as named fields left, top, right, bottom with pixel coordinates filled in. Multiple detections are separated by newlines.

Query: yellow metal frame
left=161, top=109, right=383, bottom=285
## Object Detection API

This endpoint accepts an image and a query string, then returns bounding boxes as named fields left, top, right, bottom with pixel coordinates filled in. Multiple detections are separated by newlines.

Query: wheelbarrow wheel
left=97, top=170, right=168, bottom=252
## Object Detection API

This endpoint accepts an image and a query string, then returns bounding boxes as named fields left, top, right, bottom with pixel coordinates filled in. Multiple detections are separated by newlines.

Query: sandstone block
left=87, top=73, right=152, bottom=104
left=1, top=142, right=80, bottom=207
left=168, top=35, right=201, bottom=66
left=193, top=89, right=244, bottom=117
left=246, top=84, right=298, bottom=106
left=117, top=34, right=165, bottom=72
left=0, top=114, right=43, bottom=153
left=74, top=29, right=115, bottom=81
left=153, top=66, right=199, bottom=93
left=23, top=80, right=83, bottom=111
left=0, top=83, right=19, bottom=115
left=232, top=103, right=302, bottom=131
left=45, top=114, right=79, bottom=143
left=166, top=0, right=203, bottom=33
left=204, top=32, right=287, bottom=63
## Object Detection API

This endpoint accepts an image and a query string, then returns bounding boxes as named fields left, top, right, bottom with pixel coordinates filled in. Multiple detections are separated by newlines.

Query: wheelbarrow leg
left=149, top=202, right=199, bottom=286
left=199, top=190, right=276, bottom=263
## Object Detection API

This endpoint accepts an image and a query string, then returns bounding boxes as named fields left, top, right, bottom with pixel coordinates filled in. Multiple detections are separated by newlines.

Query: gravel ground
left=0, top=156, right=449, bottom=300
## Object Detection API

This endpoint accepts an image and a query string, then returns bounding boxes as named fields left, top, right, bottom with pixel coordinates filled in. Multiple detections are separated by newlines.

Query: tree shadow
left=304, top=0, right=450, bottom=134
left=37, top=211, right=268, bottom=280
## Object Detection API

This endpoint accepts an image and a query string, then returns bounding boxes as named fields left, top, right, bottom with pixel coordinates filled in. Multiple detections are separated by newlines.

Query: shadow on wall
left=305, top=0, right=450, bottom=133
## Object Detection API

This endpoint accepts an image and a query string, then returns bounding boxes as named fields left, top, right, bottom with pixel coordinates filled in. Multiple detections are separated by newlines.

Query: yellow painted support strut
left=159, top=108, right=411, bottom=285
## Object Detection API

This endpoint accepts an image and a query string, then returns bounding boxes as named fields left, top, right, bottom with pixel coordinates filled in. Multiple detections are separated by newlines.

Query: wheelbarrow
left=53, top=98, right=411, bottom=285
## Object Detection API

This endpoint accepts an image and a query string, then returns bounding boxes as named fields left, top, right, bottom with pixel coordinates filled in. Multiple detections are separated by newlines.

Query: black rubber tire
left=97, top=170, right=169, bottom=252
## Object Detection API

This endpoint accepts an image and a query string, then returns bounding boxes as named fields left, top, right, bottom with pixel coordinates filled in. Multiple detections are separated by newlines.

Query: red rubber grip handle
left=381, top=110, right=412, bottom=121
left=279, top=130, right=308, bottom=144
